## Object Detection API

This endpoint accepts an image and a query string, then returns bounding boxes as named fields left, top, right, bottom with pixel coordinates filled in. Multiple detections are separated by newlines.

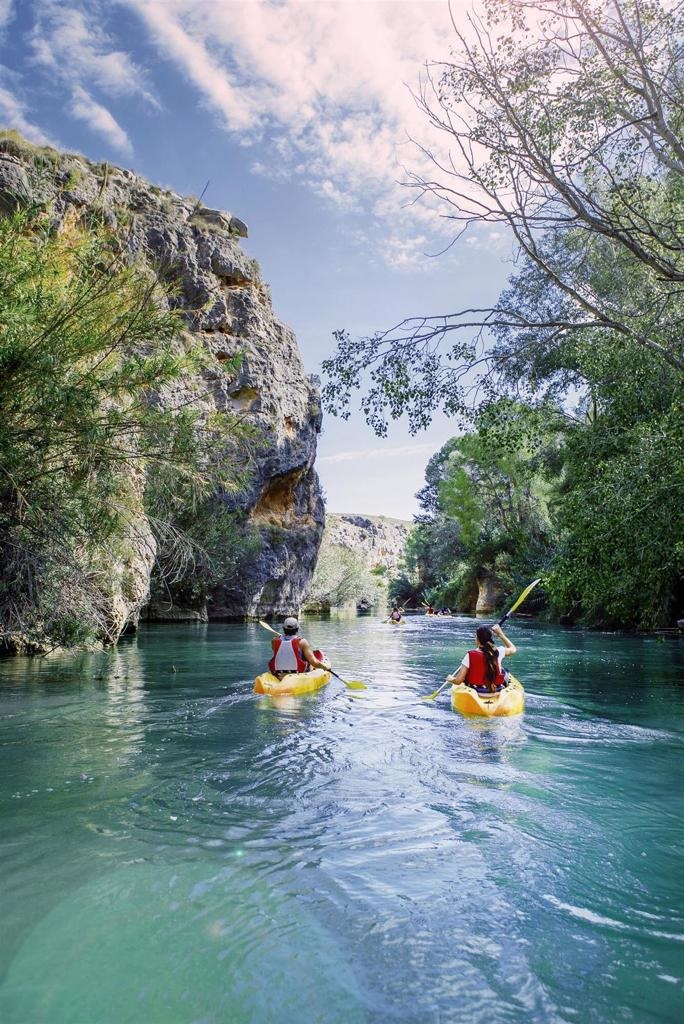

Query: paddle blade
left=421, top=680, right=451, bottom=701
left=498, top=578, right=542, bottom=624
left=330, top=670, right=366, bottom=690
left=508, top=577, right=542, bottom=615
left=258, top=619, right=279, bottom=635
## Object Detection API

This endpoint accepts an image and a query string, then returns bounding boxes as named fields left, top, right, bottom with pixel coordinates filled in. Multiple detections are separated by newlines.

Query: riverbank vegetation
left=0, top=193, right=252, bottom=650
left=305, top=539, right=385, bottom=612
left=326, top=0, right=684, bottom=630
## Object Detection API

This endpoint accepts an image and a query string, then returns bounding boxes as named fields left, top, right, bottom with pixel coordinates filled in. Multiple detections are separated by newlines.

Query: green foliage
left=387, top=574, right=420, bottom=607
left=407, top=403, right=558, bottom=613
left=404, top=349, right=683, bottom=627
left=319, top=0, right=684, bottom=630
left=0, top=199, right=249, bottom=647
left=150, top=501, right=262, bottom=609
left=546, top=369, right=684, bottom=629
left=61, top=166, right=85, bottom=192
left=491, top=235, right=684, bottom=628
left=440, top=403, right=559, bottom=560
left=0, top=129, right=61, bottom=168
left=307, top=541, right=384, bottom=610
left=400, top=515, right=463, bottom=594
left=434, top=563, right=478, bottom=611
left=146, top=420, right=260, bottom=609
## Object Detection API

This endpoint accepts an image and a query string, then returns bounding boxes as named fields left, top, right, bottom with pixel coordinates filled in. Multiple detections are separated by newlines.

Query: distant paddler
left=387, top=606, right=404, bottom=624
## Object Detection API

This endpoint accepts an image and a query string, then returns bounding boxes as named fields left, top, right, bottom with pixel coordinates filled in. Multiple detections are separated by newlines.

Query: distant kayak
left=387, top=618, right=405, bottom=626
left=451, top=675, right=525, bottom=718
left=253, top=668, right=332, bottom=697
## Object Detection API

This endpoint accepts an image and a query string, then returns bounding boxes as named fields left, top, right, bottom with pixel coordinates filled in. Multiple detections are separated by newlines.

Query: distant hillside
left=325, top=514, right=413, bottom=574
left=303, top=512, right=413, bottom=612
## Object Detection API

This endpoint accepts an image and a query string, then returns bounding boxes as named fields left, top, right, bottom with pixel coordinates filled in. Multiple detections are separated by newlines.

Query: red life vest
left=465, top=648, right=505, bottom=688
left=268, top=636, right=308, bottom=674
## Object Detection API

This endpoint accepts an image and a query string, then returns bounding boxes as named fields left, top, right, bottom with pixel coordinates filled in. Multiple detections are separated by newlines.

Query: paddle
left=421, top=677, right=455, bottom=702
left=257, top=620, right=366, bottom=690
left=421, top=578, right=542, bottom=701
left=496, top=577, right=542, bottom=626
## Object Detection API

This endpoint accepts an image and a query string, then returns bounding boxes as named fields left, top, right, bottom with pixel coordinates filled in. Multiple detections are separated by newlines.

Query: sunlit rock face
left=475, top=572, right=504, bottom=615
left=0, top=136, right=324, bottom=632
left=324, top=515, right=412, bottom=574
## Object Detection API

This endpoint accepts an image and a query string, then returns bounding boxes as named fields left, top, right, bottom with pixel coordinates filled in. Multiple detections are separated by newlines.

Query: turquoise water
left=1, top=617, right=683, bottom=1024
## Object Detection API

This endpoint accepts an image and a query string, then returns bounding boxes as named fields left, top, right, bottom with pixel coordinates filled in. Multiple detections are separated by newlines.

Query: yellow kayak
left=253, top=668, right=332, bottom=697
left=451, top=675, right=525, bottom=718
left=388, top=618, right=405, bottom=626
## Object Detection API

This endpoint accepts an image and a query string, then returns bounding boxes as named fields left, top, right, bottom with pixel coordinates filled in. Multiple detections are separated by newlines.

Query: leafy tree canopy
left=322, top=0, right=684, bottom=437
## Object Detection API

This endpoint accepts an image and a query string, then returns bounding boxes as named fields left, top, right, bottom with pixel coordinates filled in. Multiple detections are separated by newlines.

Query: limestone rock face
left=324, top=514, right=412, bottom=573
left=0, top=136, right=324, bottom=631
left=101, top=470, right=157, bottom=639
left=475, top=572, right=504, bottom=615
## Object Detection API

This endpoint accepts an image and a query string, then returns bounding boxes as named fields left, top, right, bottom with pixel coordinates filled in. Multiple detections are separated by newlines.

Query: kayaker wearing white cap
left=268, top=616, right=330, bottom=679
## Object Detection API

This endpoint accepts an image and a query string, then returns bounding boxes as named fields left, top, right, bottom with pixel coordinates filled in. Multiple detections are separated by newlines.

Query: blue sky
left=0, top=0, right=512, bottom=520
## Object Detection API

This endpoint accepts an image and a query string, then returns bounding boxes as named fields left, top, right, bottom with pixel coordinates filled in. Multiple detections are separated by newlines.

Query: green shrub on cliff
left=0, top=200, right=248, bottom=648
left=307, top=542, right=383, bottom=611
left=146, top=471, right=261, bottom=610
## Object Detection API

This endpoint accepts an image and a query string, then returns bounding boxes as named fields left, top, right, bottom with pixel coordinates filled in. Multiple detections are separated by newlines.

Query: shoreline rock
left=0, top=134, right=324, bottom=645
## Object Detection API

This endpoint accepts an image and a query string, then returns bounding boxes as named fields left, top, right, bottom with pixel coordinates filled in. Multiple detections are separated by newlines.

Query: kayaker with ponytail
left=268, top=616, right=330, bottom=680
left=446, top=624, right=517, bottom=694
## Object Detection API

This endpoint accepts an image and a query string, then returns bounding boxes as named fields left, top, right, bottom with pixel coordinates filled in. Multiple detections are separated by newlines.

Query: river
left=1, top=617, right=683, bottom=1023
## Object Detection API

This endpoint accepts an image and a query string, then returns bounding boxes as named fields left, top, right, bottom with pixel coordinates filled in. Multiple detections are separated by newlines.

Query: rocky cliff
left=324, top=514, right=412, bottom=573
left=0, top=134, right=324, bottom=631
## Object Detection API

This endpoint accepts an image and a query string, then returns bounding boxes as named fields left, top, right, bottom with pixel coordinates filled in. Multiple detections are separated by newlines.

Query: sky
left=0, top=0, right=513, bottom=520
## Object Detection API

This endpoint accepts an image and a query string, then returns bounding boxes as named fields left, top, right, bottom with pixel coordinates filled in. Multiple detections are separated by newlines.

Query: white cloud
left=122, top=0, right=469, bottom=265
left=0, top=1, right=13, bottom=31
left=122, top=0, right=253, bottom=130
left=70, top=85, right=132, bottom=155
left=30, top=2, right=158, bottom=108
left=318, top=442, right=437, bottom=465
left=0, top=83, right=54, bottom=146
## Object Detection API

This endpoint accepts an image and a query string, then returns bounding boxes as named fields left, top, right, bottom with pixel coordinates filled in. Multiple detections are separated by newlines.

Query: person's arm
left=299, top=638, right=329, bottom=670
left=493, top=624, right=516, bottom=655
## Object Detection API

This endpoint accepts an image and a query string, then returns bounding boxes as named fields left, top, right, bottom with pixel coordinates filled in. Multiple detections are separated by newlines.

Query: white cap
left=283, top=616, right=299, bottom=630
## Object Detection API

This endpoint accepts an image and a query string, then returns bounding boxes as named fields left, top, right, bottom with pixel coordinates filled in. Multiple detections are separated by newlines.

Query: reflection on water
left=1, top=618, right=683, bottom=1023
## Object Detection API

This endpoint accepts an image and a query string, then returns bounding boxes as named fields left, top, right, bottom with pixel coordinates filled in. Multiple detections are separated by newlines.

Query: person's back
left=447, top=624, right=517, bottom=693
left=268, top=616, right=330, bottom=679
